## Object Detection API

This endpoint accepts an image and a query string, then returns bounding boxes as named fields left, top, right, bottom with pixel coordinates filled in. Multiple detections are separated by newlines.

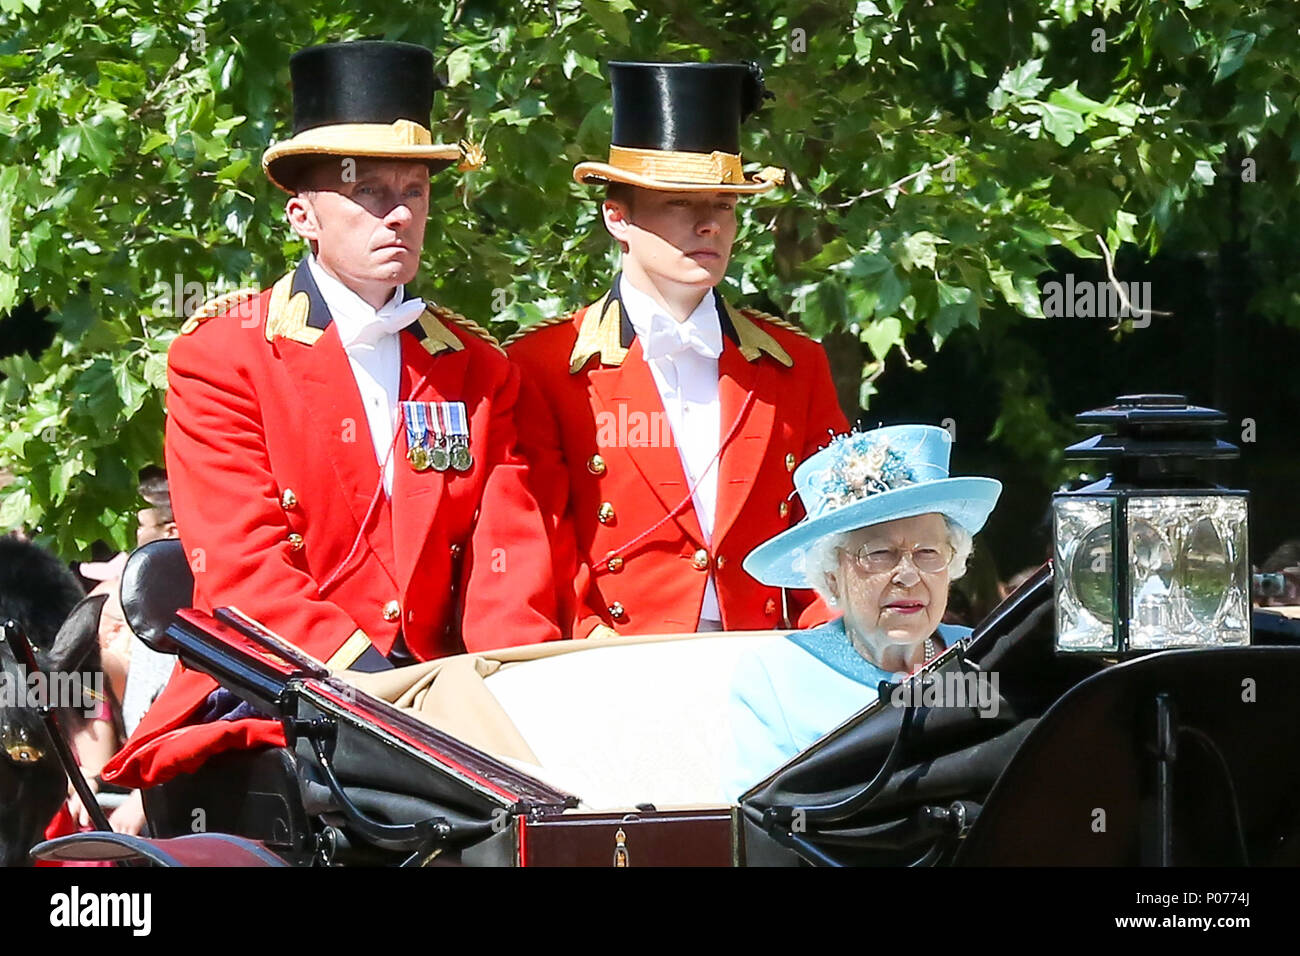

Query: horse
left=0, top=536, right=102, bottom=867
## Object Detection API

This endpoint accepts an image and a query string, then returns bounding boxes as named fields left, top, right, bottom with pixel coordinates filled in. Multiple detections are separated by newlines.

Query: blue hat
left=743, top=425, right=1002, bottom=589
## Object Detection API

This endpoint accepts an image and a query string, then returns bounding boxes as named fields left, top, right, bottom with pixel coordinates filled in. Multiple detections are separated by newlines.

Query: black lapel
left=713, top=287, right=741, bottom=347
left=293, top=259, right=414, bottom=334
left=292, top=260, right=332, bottom=331
left=612, top=271, right=742, bottom=349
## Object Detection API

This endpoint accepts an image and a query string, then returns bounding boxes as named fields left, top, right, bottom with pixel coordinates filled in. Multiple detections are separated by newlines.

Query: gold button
left=598, top=502, right=616, bottom=524
left=692, top=548, right=709, bottom=571
left=785, top=453, right=797, bottom=472
left=450, top=543, right=463, bottom=558
left=779, top=501, right=790, bottom=518
left=280, top=488, right=298, bottom=510
left=382, top=600, right=400, bottom=622
left=587, top=454, right=607, bottom=476
left=286, top=533, right=304, bottom=552
left=607, top=556, right=624, bottom=572
left=764, top=598, right=778, bottom=617
left=609, top=601, right=626, bottom=620
left=716, top=555, right=727, bottom=570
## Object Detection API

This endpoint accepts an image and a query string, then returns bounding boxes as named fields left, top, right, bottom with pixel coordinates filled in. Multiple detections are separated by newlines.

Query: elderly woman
left=723, top=424, right=1001, bottom=799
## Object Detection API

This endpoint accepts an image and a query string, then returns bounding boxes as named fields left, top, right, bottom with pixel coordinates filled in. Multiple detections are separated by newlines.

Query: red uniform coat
left=507, top=281, right=850, bottom=638
left=104, top=261, right=560, bottom=788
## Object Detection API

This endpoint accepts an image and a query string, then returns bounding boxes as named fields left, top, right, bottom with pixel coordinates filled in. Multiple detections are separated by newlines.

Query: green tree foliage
left=0, top=0, right=1296, bottom=555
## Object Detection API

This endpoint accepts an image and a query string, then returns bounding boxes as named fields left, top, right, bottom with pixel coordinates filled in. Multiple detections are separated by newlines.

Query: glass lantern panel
left=1054, top=496, right=1118, bottom=652
left=1127, top=495, right=1250, bottom=650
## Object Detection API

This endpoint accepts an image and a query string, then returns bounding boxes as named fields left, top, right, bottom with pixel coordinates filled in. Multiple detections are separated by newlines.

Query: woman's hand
left=109, top=790, right=148, bottom=836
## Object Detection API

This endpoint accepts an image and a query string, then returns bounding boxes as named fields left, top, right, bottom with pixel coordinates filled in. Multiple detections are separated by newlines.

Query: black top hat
left=574, top=61, right=783, bottom=194
left=262, top=40, right=484, bottom=192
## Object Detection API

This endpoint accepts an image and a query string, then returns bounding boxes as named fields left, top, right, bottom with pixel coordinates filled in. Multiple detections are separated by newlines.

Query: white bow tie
left=339, top=297, right=426, bottom=348
left=641, top=311, right=724, bottom=362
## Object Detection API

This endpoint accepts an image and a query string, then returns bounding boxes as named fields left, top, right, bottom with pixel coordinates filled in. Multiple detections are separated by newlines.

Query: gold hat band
left=607, top=145, right=747, bottom=185
left=279, top=118, right=436, bottom=151
left=261, top=119, right=485, bottom=191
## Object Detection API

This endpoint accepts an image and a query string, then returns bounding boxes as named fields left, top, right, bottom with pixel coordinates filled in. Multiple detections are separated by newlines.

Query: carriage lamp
left=1052, top=395, right=1250, bottom=655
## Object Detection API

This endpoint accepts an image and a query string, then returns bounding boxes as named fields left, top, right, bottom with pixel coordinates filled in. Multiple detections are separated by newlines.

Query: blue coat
left=724, top=618, right=972, bottom=800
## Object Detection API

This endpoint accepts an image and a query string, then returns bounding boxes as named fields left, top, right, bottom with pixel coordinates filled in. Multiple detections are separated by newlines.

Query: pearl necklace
left=923, top=635, right=940, bottom=663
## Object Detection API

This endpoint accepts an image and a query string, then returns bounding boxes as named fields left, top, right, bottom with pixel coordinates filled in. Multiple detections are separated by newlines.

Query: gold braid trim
left=263, top=272, right=319, bottom=346
left=741, top=307, right=815, bottom=342
left=179, top=287, right=261, bottom=335
left=431, top=304, right=504, bottom=355
left=500, top=314, right=572, bottom=348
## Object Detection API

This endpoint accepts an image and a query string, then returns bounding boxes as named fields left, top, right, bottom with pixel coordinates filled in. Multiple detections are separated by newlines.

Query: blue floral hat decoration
left=743, top=424, right=1002, bottom=589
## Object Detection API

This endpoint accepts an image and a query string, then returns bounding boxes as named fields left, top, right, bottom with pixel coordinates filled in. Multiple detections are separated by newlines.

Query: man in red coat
left=508, top=62, right=850, bottom=639
left=104, top=40, right=560, bottom=789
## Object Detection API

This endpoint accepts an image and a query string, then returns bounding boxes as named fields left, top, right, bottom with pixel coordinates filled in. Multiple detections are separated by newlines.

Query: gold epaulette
left=431, top=304, right=504, bottom=355
left=500, top=314, right=572, bottom=349
left=179, top=287, right=261, bottom=335
left=741, top=307, right=815, bottom=342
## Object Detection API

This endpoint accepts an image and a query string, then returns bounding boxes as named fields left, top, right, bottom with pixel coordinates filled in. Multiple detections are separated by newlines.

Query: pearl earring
left=827, top=595, right=838, bottom=606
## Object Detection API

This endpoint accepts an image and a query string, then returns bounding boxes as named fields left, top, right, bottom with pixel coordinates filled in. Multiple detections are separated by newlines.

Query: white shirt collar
left=307, top=255, right=411, bottom=348
left=619, top=274, right=724, bottom=361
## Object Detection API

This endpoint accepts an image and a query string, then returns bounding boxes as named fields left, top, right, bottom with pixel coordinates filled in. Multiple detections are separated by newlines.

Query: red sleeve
left=457, top=358, right=563, bottom=650
left=790, top=342, right=852, bottom=630
left=513, top=374, right=585, bottom=638
left=165, top=327, right=365, bottom=663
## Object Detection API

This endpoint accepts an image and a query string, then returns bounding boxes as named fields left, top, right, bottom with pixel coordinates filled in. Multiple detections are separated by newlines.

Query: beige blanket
left=340, top=630, right=782, bottom=767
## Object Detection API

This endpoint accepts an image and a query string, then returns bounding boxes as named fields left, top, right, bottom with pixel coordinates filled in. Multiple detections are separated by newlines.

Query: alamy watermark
left=1042, top=274, right=1154, bottom=327
left=594, top=406, right=673, bottom=448
left=149, top=274, right=258, bottom=325
left=0, top=665, right=105, bottom=718
left=888, top=669, right=1000, bottom=718
left=49, top=887, right=151, bottom=936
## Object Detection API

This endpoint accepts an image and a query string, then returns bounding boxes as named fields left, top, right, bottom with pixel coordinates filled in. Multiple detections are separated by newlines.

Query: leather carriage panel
left=518, top=808, right=735, bottom=866
left=956, top=646, right=1300, bottom=866
left=142, top=746, right=315, bottom=864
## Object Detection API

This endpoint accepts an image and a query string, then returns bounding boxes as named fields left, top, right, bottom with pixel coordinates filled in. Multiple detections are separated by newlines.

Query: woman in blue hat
left=724, top=425, right=1002, bottom=799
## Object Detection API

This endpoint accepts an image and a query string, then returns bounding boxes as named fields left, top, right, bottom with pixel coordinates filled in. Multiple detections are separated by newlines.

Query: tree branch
left=821, top=154, right=957, bottom=209
left=1095, top=234, right=1174, bottom=328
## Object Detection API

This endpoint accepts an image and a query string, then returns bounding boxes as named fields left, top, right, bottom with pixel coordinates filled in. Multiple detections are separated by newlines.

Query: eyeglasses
left=839, top=543, right=954, bottom=575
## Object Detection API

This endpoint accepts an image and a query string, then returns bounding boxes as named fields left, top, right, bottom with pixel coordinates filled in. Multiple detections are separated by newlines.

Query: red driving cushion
left=102, top=718, right=287, bottom=790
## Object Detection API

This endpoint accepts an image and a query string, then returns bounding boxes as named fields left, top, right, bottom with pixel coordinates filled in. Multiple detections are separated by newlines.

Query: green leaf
left=1215, top=31, right=1255, bottom=84
left=874, top=268, right=908, bottom=317
left=1023, top=101, right=1086, bottom=147
left=78, top=119, right=119, bottom=174
left=446, top=46, right=473, bottom=87
left=53, top=294, right=95, bottom=339
left=847, top=253, right=892, bottom=278
left=0, top=486, right=29, bottom=530
left=803, top=238, right=852, bottom=272
left=934, top=281, right=978, bottom=337
left=142, top=352, right=169, bottom=389
left=861, top=316, right=902, bottom=362
left=216, top=157, right=251, bottom=184
left=1047, top=81, right=1104, bottom=115
left=581, top=0, right=630, bottom=45
left=896, top=231, right=946, bottom=272
left=996, top=59, right=1049, bottom=102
